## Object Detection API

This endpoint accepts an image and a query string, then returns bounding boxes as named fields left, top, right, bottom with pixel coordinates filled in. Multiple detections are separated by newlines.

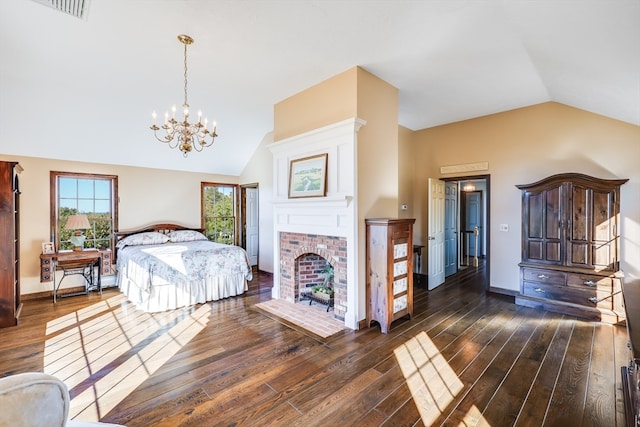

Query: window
left=201, top=182, right=237, bottom=245
left=50, top=172, right=118, bottom=251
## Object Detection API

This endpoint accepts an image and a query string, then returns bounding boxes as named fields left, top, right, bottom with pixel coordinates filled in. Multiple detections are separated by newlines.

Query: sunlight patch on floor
left=460, top=404, right=490, bottom=426
left=45, top=295, right=127, bottom=335
left=394, top=331, right=487, bottom=425
left=43, top=295, right=210, bottom=422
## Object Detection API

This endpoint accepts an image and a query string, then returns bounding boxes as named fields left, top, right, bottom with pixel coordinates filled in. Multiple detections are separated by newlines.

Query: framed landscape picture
left=288, top=153, right=328, bottom=198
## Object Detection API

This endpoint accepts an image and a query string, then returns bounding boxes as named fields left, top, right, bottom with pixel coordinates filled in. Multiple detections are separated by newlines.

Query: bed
left=114, top=223, right=252, bottom=312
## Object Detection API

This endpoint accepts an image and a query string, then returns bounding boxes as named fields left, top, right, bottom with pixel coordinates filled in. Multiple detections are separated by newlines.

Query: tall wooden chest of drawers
left=366, top=218, right=415, bottom=333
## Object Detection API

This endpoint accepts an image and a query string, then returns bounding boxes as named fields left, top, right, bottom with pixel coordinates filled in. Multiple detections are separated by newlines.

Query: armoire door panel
left=570, top=186, right=589, bottom=242
left=527, top=193, right=543, bottom=239
left=528, top=242, right=543, bottom=260
left=593, top=245, right=612, bottom=269
left=545, top=187, right=561, bottom=239
left=570, top=243, right=589, bottom=266
left=592, top=190, right=613, bottom=241
left=546, top=242, right=561, bottom=262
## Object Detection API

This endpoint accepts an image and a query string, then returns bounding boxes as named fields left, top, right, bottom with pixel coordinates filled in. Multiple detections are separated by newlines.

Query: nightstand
left=40, top=249, right=102, bottom=303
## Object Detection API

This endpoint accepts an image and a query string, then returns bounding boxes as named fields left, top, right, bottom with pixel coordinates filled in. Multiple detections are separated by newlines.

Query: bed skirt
left=117, top=272, right=249, bottom=312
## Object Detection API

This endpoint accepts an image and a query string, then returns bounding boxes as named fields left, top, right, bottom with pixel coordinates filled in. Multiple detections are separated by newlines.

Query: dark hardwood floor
left=0, top=262, right=630, bottom=426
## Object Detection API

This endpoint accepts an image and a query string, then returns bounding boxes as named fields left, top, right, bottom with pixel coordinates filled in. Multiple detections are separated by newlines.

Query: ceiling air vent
left=31, top=0, right=91, bottom=20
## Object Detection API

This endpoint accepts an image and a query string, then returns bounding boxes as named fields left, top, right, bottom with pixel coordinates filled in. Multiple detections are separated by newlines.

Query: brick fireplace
left=279, top=232, right=348, bottom=320
left=269, top=117, right=365, bottom=330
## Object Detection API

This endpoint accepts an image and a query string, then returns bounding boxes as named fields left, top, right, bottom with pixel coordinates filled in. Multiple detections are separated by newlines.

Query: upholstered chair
left=0, top=372, right=124, bottom=427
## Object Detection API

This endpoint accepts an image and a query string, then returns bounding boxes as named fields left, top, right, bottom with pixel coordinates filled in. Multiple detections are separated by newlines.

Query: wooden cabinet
left=0, top=161, right=22, bottom=328
left=99, top=249, right=113, bottom=275
left=40, top=250, right=102, bottom=302
left=515, top=173, right=627, bottom=322
left=366, top=218, right=415, bottom=333
left=40, top=254, right=55, bottom=282
left=41, top=249, right=113, bottom=283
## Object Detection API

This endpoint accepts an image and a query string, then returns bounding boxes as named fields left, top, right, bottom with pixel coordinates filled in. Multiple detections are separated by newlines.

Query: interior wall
left=273, top=67, right=358, bottom=141
left=239, top=131, right=275, bottom=273
left=410, top=102, right=640, bottom=293
left=398, top=125, right=415, bottom=219
left=356, top=67, right=400, bottom=220
left=354, top=67, right=399, bottom=322
left=0, top=154, right=238, bottom=295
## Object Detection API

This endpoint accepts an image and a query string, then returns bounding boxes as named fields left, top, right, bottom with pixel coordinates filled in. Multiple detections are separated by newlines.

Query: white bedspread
left=116, top=240, right=252, bottom=312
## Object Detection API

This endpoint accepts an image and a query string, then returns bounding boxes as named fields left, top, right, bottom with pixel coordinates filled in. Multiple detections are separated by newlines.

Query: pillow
left=116, top=231, right=170, bottom=249
left=167, top=229, right=208, bottom=243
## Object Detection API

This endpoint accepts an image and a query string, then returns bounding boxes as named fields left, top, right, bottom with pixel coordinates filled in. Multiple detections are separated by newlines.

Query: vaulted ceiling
left=1, top=0, right=638, bottom=175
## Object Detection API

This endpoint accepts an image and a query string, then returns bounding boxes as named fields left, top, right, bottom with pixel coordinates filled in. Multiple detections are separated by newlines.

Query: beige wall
left=410, top=102, right=640, bottom=292
left=273, top=67, right=358, bottom=141
left=353, top=68, right=399, bottom=319
left=272, top=66, right=400, bottom=322
left=239, top=131, right=275, bottom=273
left=355, top=67, right=400, bottom=219
left=0, top=154, right=238, bottom=295
left=398, top=125, right=414, bottom=219
left=272, top=67, right=400, bottom=222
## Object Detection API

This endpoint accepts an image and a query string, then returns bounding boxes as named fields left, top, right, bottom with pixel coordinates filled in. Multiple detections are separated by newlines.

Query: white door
left=428, top=178, right=446, bottom=290
left=444, top=182, right=458, bottom=277
left=245, top=187, right=259, bottom=266
left=465, top=191, right=483, bottom=258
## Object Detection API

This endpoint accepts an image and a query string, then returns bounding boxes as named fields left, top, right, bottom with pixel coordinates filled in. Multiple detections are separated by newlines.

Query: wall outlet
left=499, top=223, right=509, bottom=232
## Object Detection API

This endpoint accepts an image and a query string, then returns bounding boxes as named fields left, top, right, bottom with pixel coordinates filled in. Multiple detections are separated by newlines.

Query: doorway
left=452, top=176, right=488, bottom=276
left=428, top=175, right=490, bottom=290
left=240, top=184, right=259, bottom=267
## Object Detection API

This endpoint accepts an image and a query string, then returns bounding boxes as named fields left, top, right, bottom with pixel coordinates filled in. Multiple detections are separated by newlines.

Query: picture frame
left=42, top=242, right=55, bottom=254
left=288, top=153, right=328, bottom=198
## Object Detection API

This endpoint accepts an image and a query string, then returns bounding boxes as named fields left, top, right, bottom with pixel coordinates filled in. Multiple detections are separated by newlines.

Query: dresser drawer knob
left=583, top=280, right=597, bottom=287
left=534, top=288, right=545, bottom=293
left=537, top=274, right=549, bottom=279
left=588, top=297, right=598, bottom=304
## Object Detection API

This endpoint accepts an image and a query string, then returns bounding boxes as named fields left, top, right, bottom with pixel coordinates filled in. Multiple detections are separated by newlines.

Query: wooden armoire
left=0, top=161, right=22, bottom=328
left=515, top=173, right=627, bottom=323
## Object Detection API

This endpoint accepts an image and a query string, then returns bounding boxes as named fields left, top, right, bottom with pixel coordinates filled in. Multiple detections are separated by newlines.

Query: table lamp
left=65, top=214, right=90, bottom=251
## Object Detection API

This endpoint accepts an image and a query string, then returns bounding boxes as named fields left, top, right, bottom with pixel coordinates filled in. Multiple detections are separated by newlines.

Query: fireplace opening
left=279, top=232, right=347, bottom=321
left=297, top=254, right=333, bottom=297
left=296, top=254, right=335, bottom=312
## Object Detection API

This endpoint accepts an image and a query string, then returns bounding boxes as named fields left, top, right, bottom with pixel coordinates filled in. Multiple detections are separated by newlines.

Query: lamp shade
left=65, top=214, right=91, bottom=230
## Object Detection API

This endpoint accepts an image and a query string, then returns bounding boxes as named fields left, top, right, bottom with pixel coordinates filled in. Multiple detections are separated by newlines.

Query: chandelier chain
left=150, top=34, right=217, bottom=157
left=183, top=41, right=189, bottom=107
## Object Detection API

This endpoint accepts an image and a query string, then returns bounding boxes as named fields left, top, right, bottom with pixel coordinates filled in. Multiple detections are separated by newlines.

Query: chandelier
left=150, top=34, right=217, bottom=156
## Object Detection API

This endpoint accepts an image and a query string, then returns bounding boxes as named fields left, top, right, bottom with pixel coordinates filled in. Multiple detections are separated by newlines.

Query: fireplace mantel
left=271, top=194, right=352, bottom=208
left=269, top=117, right=365, bottom=330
